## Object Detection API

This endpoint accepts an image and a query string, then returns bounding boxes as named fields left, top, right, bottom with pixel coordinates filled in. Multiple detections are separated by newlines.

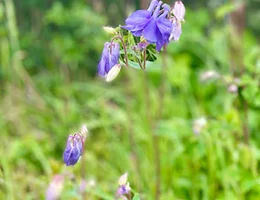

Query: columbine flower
left=116, top=173, right=131, bottom=198
left=122, top=0, right=172, bottom=51
left=98, top=42, right=120, bottom=81
left=121, top=0, right=158, bottom=37
left=63, top=125, right=88, bottom=166
left=169, top=1, right=185, bottom=41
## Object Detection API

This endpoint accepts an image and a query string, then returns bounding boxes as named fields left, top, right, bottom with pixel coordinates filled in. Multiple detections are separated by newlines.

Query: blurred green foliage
left=0, top=0, right=260, bottom=199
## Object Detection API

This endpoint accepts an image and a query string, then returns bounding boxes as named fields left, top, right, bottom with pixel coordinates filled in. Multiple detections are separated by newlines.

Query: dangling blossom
left=116, top=173, right=131, bottom=199
left=169, top=1, right=185, bottom=41
left=98, top=42, right=121, bottom=81
left=122, top=0, right=172, bottom=51
left=63, top=125, right=88, bottom=166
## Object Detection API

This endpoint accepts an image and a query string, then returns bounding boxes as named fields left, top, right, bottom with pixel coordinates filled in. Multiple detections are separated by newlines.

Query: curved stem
left=143, top=48, right=147, bottom=70
left=111, top=35, right=129, bottom=67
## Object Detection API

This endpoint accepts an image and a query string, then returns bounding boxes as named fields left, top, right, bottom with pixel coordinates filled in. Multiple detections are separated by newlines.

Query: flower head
left=98, top=42, right=120, bottom=80
left=63, top=133, right=84, bottom=166
left=116, top=173, right=131, bottom=198
left=122, top=0, right=172, bottom=51
left=121, top=0, right=158, bottom=37
left=63, top=125, right=88, bottom=166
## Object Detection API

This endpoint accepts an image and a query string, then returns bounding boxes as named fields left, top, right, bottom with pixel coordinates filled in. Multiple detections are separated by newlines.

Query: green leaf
left=132, top=194, right=140, bottom=200
left=241, top=81, right=258, bottom=103
left=126, top=60, right=155, bottom=70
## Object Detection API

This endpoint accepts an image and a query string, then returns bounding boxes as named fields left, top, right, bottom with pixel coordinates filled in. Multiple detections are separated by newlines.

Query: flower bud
left=116, top=173, right=131, bottom=198
left=63, top=133, right=84, bottom=166
left=106, top=64, right=121, bottom=82
left=103, top=26, right=117, bottom=35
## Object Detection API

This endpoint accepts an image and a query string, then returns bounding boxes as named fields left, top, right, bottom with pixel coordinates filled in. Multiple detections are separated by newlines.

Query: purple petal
left=147, top=0, right=159, bottom=12
left=143, top=18, right=161, bottom=43
left=98, top=42, right=109, bottom=77
left=157, top=5, right=172, bottom=43
left=172, top=1, right=185, bottom=21
left=63, top=134, right=83, bottom=166
left=170, top=19, right=182, bottom=41
left=125, top=10, right=151, bottom=24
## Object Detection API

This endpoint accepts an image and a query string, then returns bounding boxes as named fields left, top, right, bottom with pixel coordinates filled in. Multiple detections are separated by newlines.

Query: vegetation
left=0, top=0, right=260, bottom=199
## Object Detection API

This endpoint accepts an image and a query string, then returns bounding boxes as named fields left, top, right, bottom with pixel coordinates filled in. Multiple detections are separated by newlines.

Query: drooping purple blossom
left=63, top=125, right=88, bottom=166
left=63, top=133, right=84, bottom=166
left=122, top=0, right=172, bottom=51
left=98, top=42, right=120, bottom=78
left=169, top=1, right=185, bottom=41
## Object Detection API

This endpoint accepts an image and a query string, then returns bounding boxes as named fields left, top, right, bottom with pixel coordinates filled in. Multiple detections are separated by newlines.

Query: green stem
left=111, top=35, right=129, bottom=67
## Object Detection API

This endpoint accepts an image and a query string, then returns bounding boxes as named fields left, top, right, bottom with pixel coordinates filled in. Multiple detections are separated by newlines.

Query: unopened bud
left=118, top=173, right=128, bottom=186
left=106, top=64, right=121, bottom=82
left=103, top=26, right=117, bottom=35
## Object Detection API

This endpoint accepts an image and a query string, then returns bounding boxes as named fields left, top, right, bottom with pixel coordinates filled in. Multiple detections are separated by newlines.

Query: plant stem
left=111, top=35, right=129, bottom=67
left=154, top=45, right=168, bottom=200
left=125, top=76, right=143, bottom=191
left=142, top=47, right=162, bottom=200
left=242, top=99, right=249, bottom=144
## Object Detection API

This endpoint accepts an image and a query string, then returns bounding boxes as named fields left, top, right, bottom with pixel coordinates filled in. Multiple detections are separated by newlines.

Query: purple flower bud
left=63, top=133, right=84, bottom=166
left=116, top=173, right=131, bottom=198
left=98, top=42, right=120, bottom=79
left=116, top=183, right=131, bottom=197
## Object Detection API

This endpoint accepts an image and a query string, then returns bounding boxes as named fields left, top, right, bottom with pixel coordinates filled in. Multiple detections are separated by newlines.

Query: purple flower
left=122, top=0, right=172, bottom=51
left=98, top=42, right=120, bottom=78
left=169, top=1, right=185, bottom=41
left=116, top=173, right=131, bottom=198
left=63, top=133, right=84, bottom=166
left=154, top=4, right=172, bottom=51
left=121, top=0, right=158, bottom=37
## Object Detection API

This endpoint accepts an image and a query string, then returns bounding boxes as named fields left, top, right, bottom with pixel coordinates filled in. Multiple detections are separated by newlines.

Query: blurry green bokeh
left=0, top=0, right=260, bottom=199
